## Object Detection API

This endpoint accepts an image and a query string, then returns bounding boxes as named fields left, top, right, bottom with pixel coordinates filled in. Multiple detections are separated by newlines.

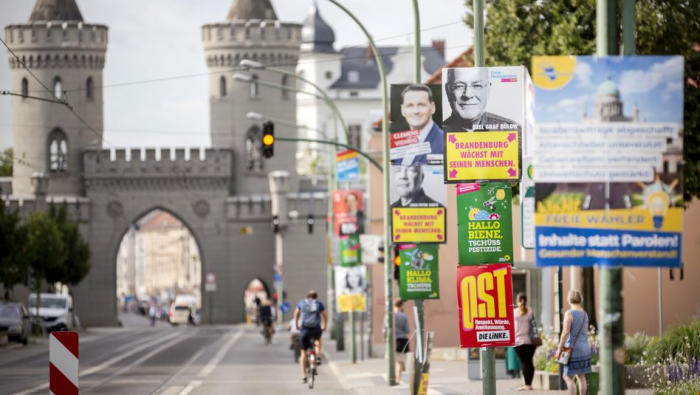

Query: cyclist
left=294, top=290, right=327, bottom=384
left=258, top=300, right=275, bottom=343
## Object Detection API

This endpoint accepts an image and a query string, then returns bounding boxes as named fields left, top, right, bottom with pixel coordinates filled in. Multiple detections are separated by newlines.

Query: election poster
left=457, top=264, right=515, bottom=348
left=335, top=266, right=367, bottom=312
left=456, top=183, right=513, bottom=265
left=333, top=190, right=365, bottom=236
left=339, top=234, right=361, bottom=267
left=441, top=66, right=526, bottom=183
left=399, top=244, right=440, bottom=300
left=390, top=84, right=448, bottom=244
left=532, top=56, right=684, bottom=268
left=337, top=150, right=360, bottom=182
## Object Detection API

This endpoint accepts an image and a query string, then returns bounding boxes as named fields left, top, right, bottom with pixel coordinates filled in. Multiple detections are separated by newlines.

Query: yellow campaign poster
left=445, top=131, right=520, bottom=182
left=392, top=207, right=446, bottom=243
left=417, top=373, right=430, bottom=395
left=335, top=266, right=367, bottom=312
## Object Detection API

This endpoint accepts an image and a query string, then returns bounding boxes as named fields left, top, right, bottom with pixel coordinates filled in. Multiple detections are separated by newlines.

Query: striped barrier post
left=50, top=331, right=79, bottom=395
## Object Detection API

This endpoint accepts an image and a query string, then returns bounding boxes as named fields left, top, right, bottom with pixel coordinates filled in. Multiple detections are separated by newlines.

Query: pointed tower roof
left=29, top=0, right=84, bottom=22
left=226, top=0, right=277, bottom=21
left=301, top=2, right=335, bottom=53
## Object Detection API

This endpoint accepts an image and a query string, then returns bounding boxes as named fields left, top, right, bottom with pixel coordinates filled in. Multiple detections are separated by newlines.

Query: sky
left=0, top=0, right=473, bottom=151
left=534, top=56, right=685, bottom=124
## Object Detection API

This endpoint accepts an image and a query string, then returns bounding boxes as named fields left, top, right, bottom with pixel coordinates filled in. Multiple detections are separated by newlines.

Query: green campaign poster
left=399, top=244, right=440, bottom=300
left=339, top=234, right=361, bottom=267
left=456, top=183, right=513, bottom=265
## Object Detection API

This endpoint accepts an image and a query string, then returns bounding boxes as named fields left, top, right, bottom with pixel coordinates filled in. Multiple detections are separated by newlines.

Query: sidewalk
left=323, top=337, right=654, bottom=395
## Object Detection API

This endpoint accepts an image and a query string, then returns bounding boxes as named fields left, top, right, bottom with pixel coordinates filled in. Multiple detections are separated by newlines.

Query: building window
left=281, top=75, right=289, bottom=100
left=86, top=77, right=94, bottom=100
left=220, top=76, right=227, bottom=97
left=48, top=129, right=68, bottom=172
left=53, top=77, right=63, bottom=99
left=348, top=70, right=359, bottom=83
left=348, top=124, right=362, bottom=148
left=325, top=71, right=333, bottom=80
left=251, top=74, right=259, bottom=98
left=245, top=126, right=263, bottom=171
left=349, top=91, right=359, bottom=97
left=21, top=77, right=28, bottom=98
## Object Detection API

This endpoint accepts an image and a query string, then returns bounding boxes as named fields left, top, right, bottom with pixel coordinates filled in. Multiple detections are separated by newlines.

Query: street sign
left=273, top=274, right=282, bottom=282
left=205, top=272, right=216, bottom=292
left=206, top=273, right=216, bottom=284
left=280, top=302, right=291, bottom=314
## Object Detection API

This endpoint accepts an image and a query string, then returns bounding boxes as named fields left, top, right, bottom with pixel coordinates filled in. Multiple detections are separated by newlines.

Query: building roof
left=330, top=46, right=445, bottom=90
left=226, top=0, right=277, bottom=21
left=424, top=47, right=473, bottom=84
left=138, top=210, right=184, bottom=232
left=597, top=78, right=620, bottom=96
left=301, top=3, right=335, bottom=53
left=28, top=0, right=83, bottom=22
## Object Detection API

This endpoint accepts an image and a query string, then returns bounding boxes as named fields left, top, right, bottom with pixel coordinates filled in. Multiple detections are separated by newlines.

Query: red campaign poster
left=333, top=190, right=365, bottom=236
left=456, top=264, right=515, bottom=348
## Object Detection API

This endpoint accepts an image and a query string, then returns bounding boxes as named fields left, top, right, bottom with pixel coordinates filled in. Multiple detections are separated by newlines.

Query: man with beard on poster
left=443, top=68, right=522, bottom=132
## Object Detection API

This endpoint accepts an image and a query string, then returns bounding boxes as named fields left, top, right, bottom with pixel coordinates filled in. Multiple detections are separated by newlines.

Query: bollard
left=50, top=331, right=79, bottom=395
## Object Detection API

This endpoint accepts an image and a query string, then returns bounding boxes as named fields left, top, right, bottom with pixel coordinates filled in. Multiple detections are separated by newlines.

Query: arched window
left=86, top=77, right=94, bottom=100
left=219, top=76, right=227, bottom=97
left=250, top=74, right=259, bottom=98
left=53, top=77, right=63, bottom=99
left=281, top=75, right=288, bottom=100
left=21, top=78, right=28, bottom=98
left=245, top=126, right=263, bottom=171
left=48, top=129, right=68, bottom=172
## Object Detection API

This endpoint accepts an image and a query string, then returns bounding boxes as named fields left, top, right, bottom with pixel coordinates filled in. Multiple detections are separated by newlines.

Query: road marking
left=196, top=329, right=243, bottom=377
left=14, top=330, right=184, bottom=395
left=151, top=346, right=207, bottom=394
left=178, top=380, right=201, bottom=395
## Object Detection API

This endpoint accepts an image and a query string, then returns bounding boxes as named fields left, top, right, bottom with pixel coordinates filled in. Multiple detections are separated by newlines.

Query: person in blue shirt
left=294, top=290, right=327, bottom=383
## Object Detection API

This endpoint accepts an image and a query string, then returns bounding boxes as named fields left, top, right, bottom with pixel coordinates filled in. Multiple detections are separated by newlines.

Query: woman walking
left=513, top=292, right=537, bottom=390
left=555, top=290, right=592, bottom=395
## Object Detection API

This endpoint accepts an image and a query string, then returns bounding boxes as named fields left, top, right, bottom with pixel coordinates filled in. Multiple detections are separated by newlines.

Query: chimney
left=367, top=43, right=372, bottom=60
left=432, top=39, right=446, bottom=60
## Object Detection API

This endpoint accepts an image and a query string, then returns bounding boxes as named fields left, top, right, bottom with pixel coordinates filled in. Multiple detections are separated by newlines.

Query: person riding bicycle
left=259, top=300, right=275, bottom=343
left=294, top=290, right=327, bottom=384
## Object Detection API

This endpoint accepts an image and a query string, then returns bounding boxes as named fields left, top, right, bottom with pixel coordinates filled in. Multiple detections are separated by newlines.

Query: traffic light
left=262, top=121, right=274, bottom=158
left=307, top=214, right=315, bottom=234
left=378, top=245, right=385, bottom=263
left=272, top=215, right=280, bottom=233
left=393, top=246, right=401, bottom=283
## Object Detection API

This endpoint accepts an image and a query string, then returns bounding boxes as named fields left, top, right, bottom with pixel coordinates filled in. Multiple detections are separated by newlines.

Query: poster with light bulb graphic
left=531, top=56, right=684, bottom=268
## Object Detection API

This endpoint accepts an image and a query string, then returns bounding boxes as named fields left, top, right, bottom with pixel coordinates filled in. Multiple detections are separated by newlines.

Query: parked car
left=0, top=302, right=31, bottom=345
left=169, top=295, right=198, bottom=326
left=27, top=293, right=73, bottom=332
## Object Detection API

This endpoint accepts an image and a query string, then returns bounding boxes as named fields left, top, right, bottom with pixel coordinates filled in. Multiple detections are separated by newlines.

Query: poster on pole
left=390, top=84, right=447, bottom=244
left=456, top=183, right=513, bottom=265
left=335, top=266, right=367, bottom=312
left=399, top=244, right=440, bottom=300
left=532, top=56, right=684, bottom=268
left=441, top=66, right=526, bottom=183
left=339, top=234, right=361, bottom=267
left=520, top=156, right=536, bottom=249
left=333, top=190, right=365, bottom=236
left=457, top=264, right=515, bottom=348
left=337, top=150, right=360, bottom=182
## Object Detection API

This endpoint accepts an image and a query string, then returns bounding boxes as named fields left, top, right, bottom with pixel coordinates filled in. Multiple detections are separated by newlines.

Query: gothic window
left=348, top=124, right=362, bottom=149
left=53, top=77, right=63, bottom=99
left=21, top=78, right=28, bottom=98
left=48, top=129, right=68, bottom=172
left=281, top=75, right=289, bottom=100
left=86, top=77, right=94, bottom=100
left=250, top=74, right=259, bottom=98
left=245, top=126, right=263, bottom=171
left=220, top=76, right=227, bottom=97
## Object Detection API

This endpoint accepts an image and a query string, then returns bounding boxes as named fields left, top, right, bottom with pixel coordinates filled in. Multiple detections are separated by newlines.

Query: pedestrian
left=555, top=290, right=592, bottom=395
left=513, top=292, right=538, bottom=391
left=393, top=299, right=411, bottom=383
left=148, top=304, right=156, bottom=327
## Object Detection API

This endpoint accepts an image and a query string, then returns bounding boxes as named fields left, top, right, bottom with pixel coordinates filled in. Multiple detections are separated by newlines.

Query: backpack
left=300, top=299, right=321, bottom=329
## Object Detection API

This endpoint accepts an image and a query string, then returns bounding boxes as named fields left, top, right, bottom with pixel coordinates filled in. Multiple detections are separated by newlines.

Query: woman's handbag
left=557, top=313, right=585, bottom=365
left=529, top=313, right=543, bottom=347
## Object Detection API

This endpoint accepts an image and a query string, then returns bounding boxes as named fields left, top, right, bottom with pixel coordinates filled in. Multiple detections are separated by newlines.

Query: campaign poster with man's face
left=390, top=84, right=447, bottom=244
left=333, top=190, right=365, bottom=236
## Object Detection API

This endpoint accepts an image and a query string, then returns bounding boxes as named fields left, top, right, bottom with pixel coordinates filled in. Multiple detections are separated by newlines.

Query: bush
left=625, top=332, right=653, bottom=365
left=647, top=319, right=700, bottom=364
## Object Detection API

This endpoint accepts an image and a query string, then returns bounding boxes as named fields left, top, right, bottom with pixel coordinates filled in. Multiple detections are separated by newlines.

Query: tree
left=0, top=203, right=27, bottom=300
left=0, top=148, right=12, bottom=177
left=47, top=205, right=91, bottom=291
left=24, top=211, right=65, bottom=316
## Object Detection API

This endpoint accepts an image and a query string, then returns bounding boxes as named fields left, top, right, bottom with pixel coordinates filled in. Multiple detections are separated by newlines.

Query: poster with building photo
left=335, top=266, right=367, bottom=312
left=441, top=67, right=525, bottom=183
left=390, top=84, right=447, bottom=243
left=532, top=56, right=684, bottom=268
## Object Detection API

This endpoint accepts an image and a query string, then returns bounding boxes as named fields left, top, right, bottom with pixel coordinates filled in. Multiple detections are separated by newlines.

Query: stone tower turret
left=5, top=0, right=107, bottom=196
left=202, top=0, right=302, bottom=195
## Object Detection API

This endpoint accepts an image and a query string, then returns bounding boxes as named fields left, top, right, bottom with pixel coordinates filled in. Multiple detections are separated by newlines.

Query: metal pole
left=622, top=0, right=636, bottom=56
left=473, top=0, right=485, bottom=67
left=598, top=1, right=624, bottom=393
left=350, top=310, right=357, bottom=363
left=557, top=266, right=565, bottom=390
left=327, top=0, right=394, bottom=384
left=657, top=268, right=663, bottom=335
left=276, top=137, right=383, bottom=172
left=570, top=267, right=577, bottom=291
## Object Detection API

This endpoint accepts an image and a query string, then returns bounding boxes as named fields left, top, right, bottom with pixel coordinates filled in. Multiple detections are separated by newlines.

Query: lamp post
left=325, top=0, right=394, bottom=385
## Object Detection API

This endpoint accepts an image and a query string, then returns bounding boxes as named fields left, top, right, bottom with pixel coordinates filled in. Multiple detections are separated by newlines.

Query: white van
left=169, top=295, right=197, bottom=326
left=28, top=293, right=73, bottom=332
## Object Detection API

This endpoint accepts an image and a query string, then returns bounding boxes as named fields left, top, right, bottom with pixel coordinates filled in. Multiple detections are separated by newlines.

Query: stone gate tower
left=202, top=0, right=301, bottom=195
left=5, top=0, right=107, bottom=196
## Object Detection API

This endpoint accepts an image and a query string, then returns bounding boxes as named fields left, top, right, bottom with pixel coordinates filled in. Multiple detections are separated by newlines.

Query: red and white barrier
left=49, top=331, right=79, bottom=395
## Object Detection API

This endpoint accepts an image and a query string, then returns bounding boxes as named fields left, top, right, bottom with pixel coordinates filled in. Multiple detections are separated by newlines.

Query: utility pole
left=598, top=0, right=625, bottom=393
left=269, top=171, right=289, bottom=325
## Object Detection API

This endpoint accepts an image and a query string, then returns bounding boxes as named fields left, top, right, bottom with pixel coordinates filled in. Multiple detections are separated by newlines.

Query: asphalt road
left=0, top=313, right=349, bottom=394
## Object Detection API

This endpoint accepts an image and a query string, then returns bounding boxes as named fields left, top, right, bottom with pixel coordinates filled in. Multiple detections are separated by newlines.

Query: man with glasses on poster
left=443, top=68, right=522, bottom=132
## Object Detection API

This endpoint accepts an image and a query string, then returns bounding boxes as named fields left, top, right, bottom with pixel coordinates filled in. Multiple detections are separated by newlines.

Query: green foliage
left=0, top=203, right=27, bottom=298
left=465, top=0, right=700, bottom=200
left=647, top=319, right=700, bottom=364
left=47, top=205, right=91, bottom=287
left=625, top=332, right=654, bottom=365
left=24, top=211, right=66, bottom=286
left=0, top=148, right=12, bottom=177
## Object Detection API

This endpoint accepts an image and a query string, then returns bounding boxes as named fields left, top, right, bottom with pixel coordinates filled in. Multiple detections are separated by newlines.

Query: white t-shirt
left=513, top=308, right=533, bottom=346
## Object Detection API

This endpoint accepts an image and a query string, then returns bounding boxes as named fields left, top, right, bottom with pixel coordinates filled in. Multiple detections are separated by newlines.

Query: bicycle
left=305, top=345, right=318, bottom=389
